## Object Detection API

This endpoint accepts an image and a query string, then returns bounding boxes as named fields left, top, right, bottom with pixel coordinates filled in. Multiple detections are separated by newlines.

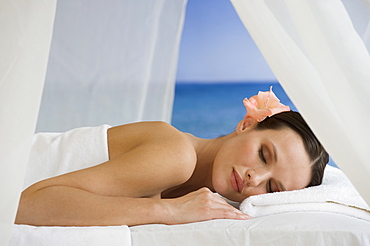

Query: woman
left=15, top=88, right=328, bottom=226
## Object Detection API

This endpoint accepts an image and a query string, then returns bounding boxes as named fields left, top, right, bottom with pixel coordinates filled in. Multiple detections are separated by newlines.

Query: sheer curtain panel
left=36, top=0, right=187, bottom=132
left=0, top=0, right=57, bottom=245
left=231, top=0, right=370, bottom=205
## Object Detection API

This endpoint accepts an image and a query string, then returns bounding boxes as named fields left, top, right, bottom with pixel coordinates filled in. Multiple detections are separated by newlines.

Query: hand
left=160, top=187, right=252, bottom=225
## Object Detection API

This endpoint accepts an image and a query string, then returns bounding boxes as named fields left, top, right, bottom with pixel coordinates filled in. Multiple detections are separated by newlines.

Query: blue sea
left=171, top=81, right=336, bottom=167
left=171, top=81, right=296, bottom=138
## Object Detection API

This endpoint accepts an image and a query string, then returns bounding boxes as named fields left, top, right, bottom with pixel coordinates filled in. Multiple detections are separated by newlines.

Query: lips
left=231, top=169, right=244, bottom=193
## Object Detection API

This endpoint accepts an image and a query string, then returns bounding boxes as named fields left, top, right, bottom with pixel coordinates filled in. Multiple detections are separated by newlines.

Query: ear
left=236, top=118, right=256, bottom=134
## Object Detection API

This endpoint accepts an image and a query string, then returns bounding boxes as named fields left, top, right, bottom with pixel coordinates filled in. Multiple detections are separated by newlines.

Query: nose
left=246, top=168, right=271, bottom=187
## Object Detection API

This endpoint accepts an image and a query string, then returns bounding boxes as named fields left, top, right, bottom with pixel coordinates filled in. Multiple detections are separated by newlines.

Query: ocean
left=171, top=81, right=296, bottom=138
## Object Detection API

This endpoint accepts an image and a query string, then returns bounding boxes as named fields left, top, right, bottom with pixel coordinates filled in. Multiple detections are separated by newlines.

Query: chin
left=223, top=193, right=244, bottom=203
left=213, top=184, right=241, bottom=203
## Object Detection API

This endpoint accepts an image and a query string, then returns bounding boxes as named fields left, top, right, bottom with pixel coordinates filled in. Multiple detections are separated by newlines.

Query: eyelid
left=265, top=145, right=272, bottom=161
left=259, top=147, right=267, bottom=163
left=266, top=179, right=272, bottom=193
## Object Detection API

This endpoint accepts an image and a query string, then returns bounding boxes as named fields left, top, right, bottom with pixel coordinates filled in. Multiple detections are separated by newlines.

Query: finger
left=197, top=189, right=230, bottom=204
left=215, top=209, right=253, bottom=220
left=227, top=212, right=253, bottom=220
left=204, top=201, right=252, bottom=219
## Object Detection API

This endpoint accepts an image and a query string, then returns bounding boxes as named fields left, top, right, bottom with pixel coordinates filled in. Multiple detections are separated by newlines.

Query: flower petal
left=243, top=87, right=290, bottom=122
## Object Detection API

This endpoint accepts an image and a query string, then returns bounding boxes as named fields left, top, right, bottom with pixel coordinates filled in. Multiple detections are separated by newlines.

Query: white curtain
left=0, top=0, right=187, bottom=244
left=0, top=0, right=57, bottom=245
left=231, top=0, right=370, bottom=205
left=37, top=0, right=187, bottom=132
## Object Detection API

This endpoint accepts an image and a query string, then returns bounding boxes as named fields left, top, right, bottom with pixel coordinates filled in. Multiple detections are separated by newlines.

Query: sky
left=176, top=0, right=276, bottom=83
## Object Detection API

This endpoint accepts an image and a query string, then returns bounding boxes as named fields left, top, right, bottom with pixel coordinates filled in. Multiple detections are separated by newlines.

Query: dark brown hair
left=255, top=111, right=328, bottom=187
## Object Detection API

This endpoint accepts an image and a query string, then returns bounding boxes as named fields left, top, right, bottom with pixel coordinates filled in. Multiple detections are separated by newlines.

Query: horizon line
left=175, top=80, right=279, bottom=84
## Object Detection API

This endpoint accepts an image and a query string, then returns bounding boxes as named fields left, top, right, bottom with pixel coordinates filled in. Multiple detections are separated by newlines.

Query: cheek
left=217, top=139, right=248, bottom=163
left=212, top=156, right=228, bottom=190
left=212, top=148, right=236, bottom=197
left=212, top=144, right=234, bottom=173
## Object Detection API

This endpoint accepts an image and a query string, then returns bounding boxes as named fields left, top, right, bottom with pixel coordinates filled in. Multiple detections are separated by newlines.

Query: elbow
left=15, top=184, right=50, bottom=226
left=15, top=190, right=34, bottom=225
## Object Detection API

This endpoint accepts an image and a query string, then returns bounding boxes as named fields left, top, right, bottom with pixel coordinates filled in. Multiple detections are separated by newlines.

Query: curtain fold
left=231, top=0, right=370, bottom=205
left=0, top=0, right=57, bottom=244
left=36, top=0, right=187, bottom=132
left=1, top=0, right=186, bottom=244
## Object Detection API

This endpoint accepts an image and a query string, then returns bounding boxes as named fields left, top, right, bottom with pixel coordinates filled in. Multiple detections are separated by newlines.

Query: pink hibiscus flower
left=243, top=86, right=290, bottom=126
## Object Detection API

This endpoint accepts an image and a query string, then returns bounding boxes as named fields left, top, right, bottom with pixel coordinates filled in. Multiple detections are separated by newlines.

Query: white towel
left=240, top=165, right=370, bottom=222
left=23, top=124, right=111, bottom=190
left=14, top=125, right=132, bottom=246
left=10, top=225, right=131, bottom=246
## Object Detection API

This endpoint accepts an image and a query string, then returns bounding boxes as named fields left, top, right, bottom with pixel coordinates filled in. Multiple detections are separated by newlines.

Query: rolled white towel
left=240, top=165, right=370, bottom=221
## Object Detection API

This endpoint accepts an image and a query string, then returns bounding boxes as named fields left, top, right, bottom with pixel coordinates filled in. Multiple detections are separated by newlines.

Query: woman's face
left=212, top=127, right=311, bottom=202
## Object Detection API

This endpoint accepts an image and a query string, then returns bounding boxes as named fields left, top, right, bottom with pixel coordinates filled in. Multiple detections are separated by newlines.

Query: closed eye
left=266, top=179, right=272, bottom=193
left=259, top=147, right=267, bottom=164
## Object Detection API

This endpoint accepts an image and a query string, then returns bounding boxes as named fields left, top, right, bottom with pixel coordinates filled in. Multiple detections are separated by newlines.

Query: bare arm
left=16, top=185, right=250, bottom=226
left=16, top=184, right=164, bottom=226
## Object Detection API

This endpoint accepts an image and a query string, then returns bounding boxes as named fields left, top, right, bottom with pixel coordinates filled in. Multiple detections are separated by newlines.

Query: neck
left=184, top=132, right=236, bottom=191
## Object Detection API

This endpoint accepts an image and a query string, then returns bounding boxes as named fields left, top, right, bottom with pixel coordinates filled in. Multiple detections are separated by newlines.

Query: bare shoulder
left=108, top=121, right=195, bottom=158
left=25, top=121, right=197, bottom=199
left=108, top=121, right=197, bottom=185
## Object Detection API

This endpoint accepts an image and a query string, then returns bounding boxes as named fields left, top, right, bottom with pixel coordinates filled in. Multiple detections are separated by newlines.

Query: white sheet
left=11, top=212, right=370, bottom=246
left=130, top=213, right=370, bottom=246
left=10, top=225, right=131, bottom=246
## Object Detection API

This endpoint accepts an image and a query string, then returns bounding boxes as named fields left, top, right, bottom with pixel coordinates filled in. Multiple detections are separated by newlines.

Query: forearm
left=16, top=186, right=251, bottom=227
left=15, top=185, right=166, bottom=227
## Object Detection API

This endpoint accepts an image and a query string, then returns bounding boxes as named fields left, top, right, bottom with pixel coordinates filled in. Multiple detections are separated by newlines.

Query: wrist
left=155, top=199, right=177, bottom=225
